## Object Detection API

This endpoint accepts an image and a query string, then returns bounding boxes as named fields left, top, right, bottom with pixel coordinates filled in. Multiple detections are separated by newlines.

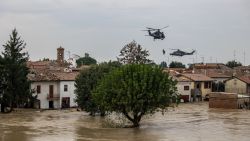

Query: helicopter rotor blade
left=146, top=27, right=157, bottom=30
left=160, top=26, right=169, bottom=30
left=169, top=48, right=178, bottom=50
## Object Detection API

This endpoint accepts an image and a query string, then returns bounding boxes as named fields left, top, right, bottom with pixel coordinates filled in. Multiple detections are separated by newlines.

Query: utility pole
left=233, top=50, right=236, bottom=62
left=243, top=50, right=246, bottom=66
left=201, top=57, right=204, bottom=64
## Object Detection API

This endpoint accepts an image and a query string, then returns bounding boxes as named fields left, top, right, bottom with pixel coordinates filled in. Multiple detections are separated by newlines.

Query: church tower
left=57, top=46, right=64, bottom=66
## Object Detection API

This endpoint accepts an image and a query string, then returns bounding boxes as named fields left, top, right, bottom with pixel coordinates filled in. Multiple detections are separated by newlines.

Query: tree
left=93, top=64, right=178, bottom=127
left=160, top=61, right=168, bottom=68
left=76, top=53, right=97, bottom=67
left=42, top=58, right=50, bottom=61
left=0, top=29, right=31, bottom=113
left=169, top=61, right=185, bottom=68
left=0, top=55, right=6, bottom=111
left=75, top=61, right=121, bottom=115
left=117, top=40, right=152, bottom=64
left=226, top=60, right=242, bottom=68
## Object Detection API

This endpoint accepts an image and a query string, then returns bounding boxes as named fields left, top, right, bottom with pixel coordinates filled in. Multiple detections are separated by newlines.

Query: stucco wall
left=59, top=81, right=77, bottom=108
left=31, top=82, right=60, bottom=109
left=177, top=81, right=192, bottom=102
left=225, top=78, right=247, bottom=94
left=190, top=82, right=212, bottom=98
left=212, top=78, right=230, bottom=83
left=200, top=82, right=212, bottom=97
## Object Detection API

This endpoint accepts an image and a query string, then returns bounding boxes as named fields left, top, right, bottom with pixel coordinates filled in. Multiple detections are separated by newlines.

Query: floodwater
left=0, top=102, right=250, bottom=141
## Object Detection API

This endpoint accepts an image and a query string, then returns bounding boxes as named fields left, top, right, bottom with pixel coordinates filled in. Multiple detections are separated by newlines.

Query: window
left=37, top=85, right=41, bottom=94
left=184, top=86, right=190, bottom=91
left=234, top=79, right=237, bottom=85
left=204, top=82, right=211, bottom=89
left=64, top=85, right=68, bottom=92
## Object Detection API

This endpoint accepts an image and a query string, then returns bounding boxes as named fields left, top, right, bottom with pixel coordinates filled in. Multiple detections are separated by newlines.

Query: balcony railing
left=47, top=94, right=60, bottom=100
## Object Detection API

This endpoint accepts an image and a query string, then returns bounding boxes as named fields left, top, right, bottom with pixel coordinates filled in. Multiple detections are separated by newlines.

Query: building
left=172, top=75, right=192, bottom=102
left=225, top=75, right=250, bottom=94
left=27, top=46, right=81, bottom=109
left=206, top=72, right=231, bottom=83
left=179, top=73, right=214, bottom=99
left=29, top=68, right=79, bottom=109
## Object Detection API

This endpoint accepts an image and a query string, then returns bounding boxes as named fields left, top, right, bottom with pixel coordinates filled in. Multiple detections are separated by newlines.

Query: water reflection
left=0, top=103, right=250, bottom=141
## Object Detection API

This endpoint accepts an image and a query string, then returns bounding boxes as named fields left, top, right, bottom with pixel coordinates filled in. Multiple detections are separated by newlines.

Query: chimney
left=57, top=46, right=64, bottom=66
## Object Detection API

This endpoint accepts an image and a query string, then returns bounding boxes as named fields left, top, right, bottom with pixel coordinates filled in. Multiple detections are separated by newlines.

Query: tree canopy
left=169, top=61, right=185, bottom=68
left=76, top=53, right=97, bottom=67
left=93, top=64, right=178, bottom=127
left=0, top=29, right=31, bottom=113
left=117, top=41, right=152, bottom=64
left=226, top=60, right=242, bottom=68
left=160, top=61, right=168, bottom=68
left=75, top=61, right=121, bottom=115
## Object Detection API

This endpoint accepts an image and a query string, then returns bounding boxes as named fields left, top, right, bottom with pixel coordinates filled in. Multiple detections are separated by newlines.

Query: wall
left=209, top=92, right=238, bottom=109
left=212, top=78, right=230, bottom=83
left=59, top=81, right=77, bottom=108
left=225, top=78, right=247, bottom=94
left=31, top=81, right=60, bottom=109
left=177, top=81, right=192, bottom=102
left=200, top=82, right=212, bottom=98
left=191, top=82, right=212, bottom=98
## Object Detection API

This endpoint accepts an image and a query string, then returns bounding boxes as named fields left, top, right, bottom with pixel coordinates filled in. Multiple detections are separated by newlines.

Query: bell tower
left=57, top=46, right=64, bottom=66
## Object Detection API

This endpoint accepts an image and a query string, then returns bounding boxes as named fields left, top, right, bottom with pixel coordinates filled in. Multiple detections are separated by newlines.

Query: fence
left=209, top=92, right=250, bottom=109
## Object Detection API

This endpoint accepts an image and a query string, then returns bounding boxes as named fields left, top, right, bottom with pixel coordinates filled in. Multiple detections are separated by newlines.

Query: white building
left=29, top=70, right=79, bottom=109
left=173, top=76, right=192, bottom=102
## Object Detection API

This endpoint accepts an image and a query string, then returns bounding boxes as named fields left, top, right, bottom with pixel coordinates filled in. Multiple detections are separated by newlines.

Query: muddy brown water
left=0, top=102, right=250, bottom=141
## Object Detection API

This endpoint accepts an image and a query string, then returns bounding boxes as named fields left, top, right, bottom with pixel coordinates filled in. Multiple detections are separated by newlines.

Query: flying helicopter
left=170, top=49, right=196, bottom=57
left=143, top=26, right=168, bottom=40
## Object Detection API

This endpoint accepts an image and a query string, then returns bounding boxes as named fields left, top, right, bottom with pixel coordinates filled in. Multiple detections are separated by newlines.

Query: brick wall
left=209, top=92, right=238, bottom=109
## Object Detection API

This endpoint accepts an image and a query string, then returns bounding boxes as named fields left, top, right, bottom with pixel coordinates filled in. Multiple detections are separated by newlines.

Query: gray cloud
left=0, top=0, right=249, bottom=65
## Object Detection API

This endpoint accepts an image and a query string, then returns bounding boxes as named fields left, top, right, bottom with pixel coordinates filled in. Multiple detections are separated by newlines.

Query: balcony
left=47, top=94, right=60, bottom=100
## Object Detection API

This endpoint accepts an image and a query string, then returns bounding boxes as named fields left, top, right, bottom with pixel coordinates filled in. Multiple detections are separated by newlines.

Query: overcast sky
left=0, top=0, right=250, bottom=66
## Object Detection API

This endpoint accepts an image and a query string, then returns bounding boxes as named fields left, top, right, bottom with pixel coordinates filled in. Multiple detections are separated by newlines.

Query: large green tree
left=93, top=64, right=178, bottom=127
left=169, top=61, right=185, bottom=68
left=76, top=53, right=97, bottom=67
left=0, top=56, right=6, bottom=111
left=0, top=29, right=31, bottom=113
left=75, top=61, right=121, bottom=115
left=226, top=60, right=242, bottom=68
left=117, top=41, right=152, bottom=64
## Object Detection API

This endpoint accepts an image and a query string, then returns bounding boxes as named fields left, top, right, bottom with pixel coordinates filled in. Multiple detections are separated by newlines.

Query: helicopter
left=170, top=49, right=196, bottom=57
left=143, top=26, right=168, bottom=40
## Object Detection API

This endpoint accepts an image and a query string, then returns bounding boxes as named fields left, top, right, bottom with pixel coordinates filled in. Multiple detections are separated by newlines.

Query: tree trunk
left=100, top=111, right=105, bottom=117
left=1, top=104, right=5, bottom=113
left=132, top=114, right=142, bottom=127
left=132, top=120, right=140, bottom=127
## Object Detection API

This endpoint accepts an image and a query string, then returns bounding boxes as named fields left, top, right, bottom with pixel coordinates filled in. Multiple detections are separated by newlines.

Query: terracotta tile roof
left=238, top=75, right=250, bottom=84
left=191, top=63, right=232, bottom=70
left=54, top=72, right=79, bottom=81
left=234, top=66, right=250, bottom=70
left=172, top=75, right=192, bottom=82
left=181, top=73, right=213, bottom=81
left=28, top=69, right=79, bottom=81
left=206, top=72, right=231, bottom=78
left=27, top=61, right=52, bottom=69
left=164, top=70, right=180, bottom=77
left=28, top=70, right=60, bottom=81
